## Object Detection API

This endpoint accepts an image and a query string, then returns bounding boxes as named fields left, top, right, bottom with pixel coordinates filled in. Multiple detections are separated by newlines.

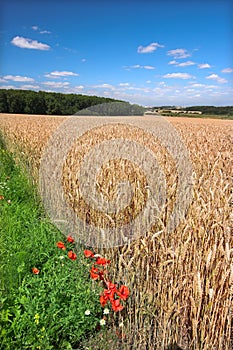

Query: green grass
left=0, top=137, right=104, bottom=350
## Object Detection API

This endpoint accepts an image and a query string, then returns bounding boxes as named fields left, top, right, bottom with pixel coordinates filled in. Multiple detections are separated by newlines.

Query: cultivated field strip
left=0, top=113, right=232, bottom=349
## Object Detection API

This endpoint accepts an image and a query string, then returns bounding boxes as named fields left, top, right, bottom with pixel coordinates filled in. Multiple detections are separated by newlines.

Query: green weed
left=0, top=140, right=103, bottom=350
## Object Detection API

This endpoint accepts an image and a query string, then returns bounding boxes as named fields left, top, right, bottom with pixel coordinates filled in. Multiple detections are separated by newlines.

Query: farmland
left=0, top=113, right=232, bottom=349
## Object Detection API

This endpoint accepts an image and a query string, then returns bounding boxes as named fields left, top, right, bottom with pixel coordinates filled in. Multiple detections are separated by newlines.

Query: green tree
left=24, top=91, right=46, bottom=114
left=0, top=90, right=9, bottom=112
left=7, top=90, right=25, bottom=113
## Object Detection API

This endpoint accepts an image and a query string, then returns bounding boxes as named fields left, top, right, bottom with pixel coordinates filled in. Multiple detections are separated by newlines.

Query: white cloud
left=119, top=83, right=130, bottom=86
left=81, top=58, right=87, bottom=62
left=167, top=48, right=191, bottom=59
left=176, top=61, right=195, bottom=67
left=0, top=85, right=17, bottom=90
left=4, top=75, right=35, bottom=82
left=163, top=73, right=194, bottom=79
left=188, top=83, right=218, bottom=89
left=75, top=85, right=84, bottom=90
left=40, top=30, right=51, bottom=34
left=42, top=81, right=70, bottom=88
left=189, top=83, right=205, bottom=88
left=198, top=63, right=211, bottom=69
left=79, top=81, right=233, bottom=106
left=11, top=36, right=50, bottom=50
left=20, top=85, right=40, bottom=89
left=62, top=85, right=86, bottom=94
left=221, top=68, right=233, bottom=73
left=32, top=26, right=51, bottom=34
left=45, top=71, right=79, bottom=78
left=169, top=60, right=195, bottom=67
left=168, top=60, right=177, bottom=65
left=206, top=74, right=227, bottom=84
left=124, top=64, right=155, bottom=70
left=143, top=65, right=155, bottom=70
left=0, top=78, right=6, bottom=83
left=93, top=83, right=115, bottom=89
left=137, top=42, right=164, bottom=53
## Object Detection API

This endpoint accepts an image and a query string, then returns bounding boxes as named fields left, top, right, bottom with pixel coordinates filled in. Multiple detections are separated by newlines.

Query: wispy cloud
left=143, top=65, right=155, bottom=70
left=206, top=74, right=227, bottom=84
left=168, top=60, right=177, bottom=65
left=4, top=75, right=35, bottom=82
left=119, top=83, right=130, bottom=86
left=198, top=63, right=211, bottom=69
left=167, top=48, right=191, bottom=59
left=221, top=67, right=233, bottom=73
left=42, top=81, right=70, bottom=88
left=163, top=73, right=194, bottom=79
left=40, top=30, right=51, bottom=34
left=0, top=85, right=16, bottom=89
left=188, top=83, right=205, bottom=88
left=137, top=42, right=164, bottom=53
left=93, top=83, right=115, bottom=89
left=188, top=83, right=218, bottom=89
left=32, top=25, right=51, bottom=34
left=11, top=36, right=50, bottom=50
left=74, top=85, right=84, bottom=90
left=124, top=64, right=155, bottom=70
left=45, top=70, right=79, bottom=78
left=169, top=60, right=195, bottom=67
left=20, top=85, right=40, bottom=89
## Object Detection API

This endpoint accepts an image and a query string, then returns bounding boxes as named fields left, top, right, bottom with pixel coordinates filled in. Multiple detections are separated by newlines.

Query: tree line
left=154, top=105, right=233, bottom=116
left=185, top=106, right=233, bottom=115
left=0, top=89, right=145, bottom=116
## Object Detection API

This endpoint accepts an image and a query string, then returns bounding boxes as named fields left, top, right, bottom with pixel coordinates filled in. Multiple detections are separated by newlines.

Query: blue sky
left=0, top=0, right=233, bottom=106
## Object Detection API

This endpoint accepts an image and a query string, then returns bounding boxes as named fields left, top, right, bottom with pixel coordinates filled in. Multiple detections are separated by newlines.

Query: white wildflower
left=103, top=308, right=110, bottom=315
left=99, top=319, right=106, bottom=326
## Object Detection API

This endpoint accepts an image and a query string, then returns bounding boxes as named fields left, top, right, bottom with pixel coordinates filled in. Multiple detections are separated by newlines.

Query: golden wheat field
left=0, top=113, right=232, bottom=350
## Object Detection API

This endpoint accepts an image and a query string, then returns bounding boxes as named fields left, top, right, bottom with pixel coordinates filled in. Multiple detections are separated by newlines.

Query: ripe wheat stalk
left=0, top=113, right=232, bottom=349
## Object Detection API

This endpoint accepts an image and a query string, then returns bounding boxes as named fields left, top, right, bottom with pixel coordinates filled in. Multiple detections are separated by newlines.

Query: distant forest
left=185, top=105, right=233, bottom=115
left=0, top=89, right=145, bottom=116
left=155, top=105, right=233, bottom=116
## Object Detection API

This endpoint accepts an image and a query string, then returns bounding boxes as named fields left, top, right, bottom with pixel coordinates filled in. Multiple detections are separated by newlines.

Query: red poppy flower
left=68, top=250, right=77, bottom=261
left=32, top=267, right=40, bottom=275
left=104, top=289, right=115, bottom=302
left=67, top=235, right=75, bottom=243
left=96, top=257, right=110, bottom=266
left=100, top=294, right=108, bottom=307
left=90, top=266, right=99, bottom=280
left=111, top=299, right=124, bottom=312
left=98, top=269, right=107, bottom=281
left=105, top=281, right=116, bottom=290
left=84, top=249, right=94, bottom=258
left=116, top=285, right=130, bottom=301
left=57, top=241, right=66, bottom=250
